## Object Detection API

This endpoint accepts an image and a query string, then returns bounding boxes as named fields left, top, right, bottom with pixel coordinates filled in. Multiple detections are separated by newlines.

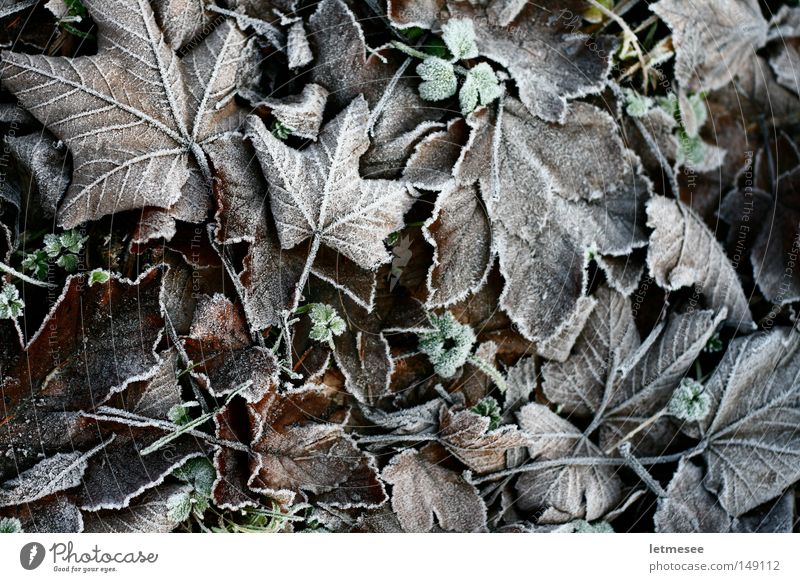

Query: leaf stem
left=603, top=407, right=667, bottom=455
left=469, top=448, right=697, bottom=484
left=0, top=261, right=57, bottom=288
left=467, top=354, right=508, bottom=393
left=619, top=442, right=668, bottom=497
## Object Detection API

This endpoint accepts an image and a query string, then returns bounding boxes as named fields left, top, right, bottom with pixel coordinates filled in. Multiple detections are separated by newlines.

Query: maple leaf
left=382, top=444, right=487, bottom=532
left=214, top=386, right=385, bottom=509
left=427, top=98, right=649, bottom=355
left=651, top=0, right=768, bottom=93
left=515, top=403, right=622, bottom=524
left=542, top=284, right=726, bottom=455
left=246, top=95, right=413, bottom=308
left=695, top=328, right=800, bottom=517
left=1, top=0, right=246, bottom=227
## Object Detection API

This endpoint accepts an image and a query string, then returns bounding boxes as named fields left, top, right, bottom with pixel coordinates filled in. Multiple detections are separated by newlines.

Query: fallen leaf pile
left=0, top=0, right=798, bottom=533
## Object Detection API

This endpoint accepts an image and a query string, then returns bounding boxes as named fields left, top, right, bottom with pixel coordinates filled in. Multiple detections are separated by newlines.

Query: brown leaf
left=382, top=445, right=487, bottom=532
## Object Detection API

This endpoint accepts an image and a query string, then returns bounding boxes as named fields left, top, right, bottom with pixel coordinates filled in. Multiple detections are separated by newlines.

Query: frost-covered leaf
left=542, top=286, right=639, bottom=417
left=0, top=443, right=103, bottom=506
left=515, top=403, right=622, bottom=524
left=416, top=57, right=457, bottom=101
left=459, top=63, right=502, bottom=115
left=152, top=0, right=213, bottom=49
left=390, top=1, right=618, bottom=122
left=183, top=294, right=278, bottom=403
left=0, top=269, right=165, bottom=477
left=699, top=328, right=800, bottom=517
left=646, top=196, right=753, bottom=327
left=205, top=133, right=306, bottom=329
left=3, top=132, right=70, bottom=216
left=286, top=19, right=313, bottom=69
left=488, top=100, right=648, bottom=352
left=246, top=96, right=412, bottom=295
left=543, top=284, right=725, bottom=454
left=382, top=445, right=487, bottom=532
left=720, top=159, right=800, bottom=305
left=438, top=406, right=527, bottom=474
left=255, top=84, right=328, bottom=141
left=654, top=459, right=732, bottom=532
left=83, top=483, right=193, bottom=533
left=246, top=387, right=383, bottom=506
left=1, top=4, right=246, bottom=226
left=651, top=0, right=768, bottom=93
left=0, top=497, right=84, bottom=533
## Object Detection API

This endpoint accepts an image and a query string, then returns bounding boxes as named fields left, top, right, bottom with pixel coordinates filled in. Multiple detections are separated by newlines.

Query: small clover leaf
left=0, top=283, right=24, bottom=320
left=271, top=120, right=293, bottom=140
left=43, top=233, right=63, bottom=258
left=174, top=458, right=216, bottom=499
left=22, top=250, right=49, bottom=280
left=88, top=269, right=111, bottom=286
left=416, top=57, right=457, bottom=101
left=676, top=130, right=706, bottom=167
left=418, top=312, right=475, bottom=378
left=459, top=62, right=502, bottom=114
left=56, top=253, right=78, bottom=273
left=623, top=88, right=653, bottom=117
left=59, top=229, right=88, bottom=255
left=668, top=378, right=711, bottom=422
left=704, top=331, right=723, bottom=353
left=308, top=303, right=347, bottom=347
left=168, top=401, right=200, bottom=426
left=441, top=18, right=479, bottom=61
left=470, top=396, right=502, bottom=430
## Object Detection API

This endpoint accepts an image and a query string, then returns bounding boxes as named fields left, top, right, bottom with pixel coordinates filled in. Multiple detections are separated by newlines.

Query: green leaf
left=43, top=233, right=63, bottom=258
left=623, top=88, right=653, bottom=117
left=174, top=458, right=215, bottom=498
left=21, top=250, right=49, bottom=280
left=441, top=18, right=478, bottom=61
left=470, top=397, right=502, bottom=430
left=166, top=490, right=192, bottom=523
left=416, top=57, right=457, bottom=101
left=418, top=312, right=475, bottom=378
left=59, top=230, right=88, bottom=255
left=56, top=253, right=78, bottom=272
left=88, top=269, right=111, bottom=286
left=0, top=283, right=24, bottom=320
left=459, top=63, right=501, bottom=115
left=308, top=303, right=347, bottom=344
left=167, top=401, right=200, bottom=426
left=668, top=378, right=711, bottom=422
left=0, top=517, right=23, bottom=533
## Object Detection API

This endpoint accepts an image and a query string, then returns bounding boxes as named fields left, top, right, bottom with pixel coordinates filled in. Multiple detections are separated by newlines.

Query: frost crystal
left=441, top=18, right=479, bottom=61
left=0, top=517, right=23, bottom=533
left=669, top=378, right=711, bottom=422
left=418, top=312, right=476, bottom=378
left=308, top=303, right=347, bottom=345
left=460, top=63, right=502, bottom=115
left=0, top=283, right=24, bottom=320
left=417, top=57, right=457, bottom=101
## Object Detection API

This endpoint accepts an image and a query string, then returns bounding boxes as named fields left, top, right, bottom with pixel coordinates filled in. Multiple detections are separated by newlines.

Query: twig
left=0, top=261, right=57, bottom=288
left=619, top=442, right=668, bottom=497
left=604, top=407, right=668, bottom=455
left=586, top=0, right=647, bottom=77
